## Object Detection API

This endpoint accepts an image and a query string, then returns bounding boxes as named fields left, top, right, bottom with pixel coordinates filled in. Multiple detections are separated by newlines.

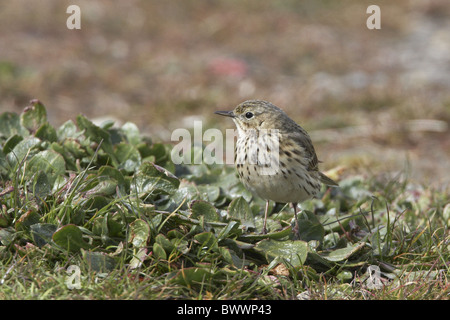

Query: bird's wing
left=288, top=127, right=320, bottom=172
left=288, top=127, right=339, bottom=186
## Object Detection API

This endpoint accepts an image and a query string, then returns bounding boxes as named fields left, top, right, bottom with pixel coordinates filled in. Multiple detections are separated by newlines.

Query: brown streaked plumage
left=215, top=100, right=338, bottom=238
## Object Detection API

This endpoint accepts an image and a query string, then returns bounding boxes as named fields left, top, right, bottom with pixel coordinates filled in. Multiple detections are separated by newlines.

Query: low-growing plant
left=0, top=100, right=448, bottom=299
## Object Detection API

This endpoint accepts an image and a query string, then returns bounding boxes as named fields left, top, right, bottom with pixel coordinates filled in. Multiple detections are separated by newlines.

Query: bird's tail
left=319, top=172, right=339, bottom=186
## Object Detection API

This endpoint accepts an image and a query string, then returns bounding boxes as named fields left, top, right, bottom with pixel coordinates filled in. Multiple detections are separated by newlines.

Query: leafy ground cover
left=0, top=101, right=448, bottom=299
left=2, top=1, right=450, bottom=186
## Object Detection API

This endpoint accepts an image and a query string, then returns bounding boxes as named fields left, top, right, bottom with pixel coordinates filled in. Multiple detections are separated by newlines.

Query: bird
left=215, top=100, right=338, bottom=238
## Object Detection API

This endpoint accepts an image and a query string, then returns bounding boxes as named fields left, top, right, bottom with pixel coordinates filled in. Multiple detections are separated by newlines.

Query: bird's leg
left=291, top=202, right=300, bottom=239
left=262, top=200, right=270, bottom=234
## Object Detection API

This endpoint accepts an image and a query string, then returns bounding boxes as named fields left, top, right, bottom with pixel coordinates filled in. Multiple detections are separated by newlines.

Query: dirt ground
left=0, top=0, right=449, bottom=188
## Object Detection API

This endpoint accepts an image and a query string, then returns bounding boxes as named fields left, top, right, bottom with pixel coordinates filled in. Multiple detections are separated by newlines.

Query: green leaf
left=194, top=231, right=218, bottom=249
left=33, top=171, right=52, bottom=198
left=0, top=208, right=10, bottom=228
left=0, top=149, right=7, bottom=176
left=214, top=169, right=252, bottom=201
left=190, top=200, right=219, bottom=222
left=15, top=210, right=41, bottom=231
left=152, top=242, right=167, bottom=260
left=56, top=120, right=79, bottom=141
left=26, top=150, right=66, bottom=186
left=76, top=114, right=110, bottom=144
left=305, top=251, right=333, bottom=271
left=85, top=177, right=118, bottom=197
left=321, top=242, right=367, bottom=262
left=95, top=166, right=126, bottom=195
left=337, top=270, right=353, bottom=282
left=20, top=99, right=47, bottom=133
left=30, top=223, right=57, bottom=247
left=52, top=224, right=91, bottom=252
left=255, top=239, right=309, bottom=267
left=238, top=226, right=292, bottom=241
left=121, top=122, right=141, bottom=145
left=6, top=137, right=41, bottom=166
left=218, top=246, right=247, bottom=268
left=76, top=114, right=116, bottom=164
left=132, top=162, right=180, bottom=196
left=217, top=246, right=233, bottom=264
left=322, top=232, right=342, bottom=249
left=321, top=213, right=356, bottom=232
left=197, top=185, right=220, bottom=203
left=217, top=221, right=242, bottom=241
left=35, top=122, right=57, bottom=142
left=171, top=238, right=190, bottom=255
left=168, top=267, right=214, bottom=286
left=0, top=112, right=28, bottom=139
left=105, top=213, right=124, bottom=238
left=296, top=210, right=325, bottom=242
left=114, top=142, right=141, bottom=173
left=0, top=228, right=16, bottom=245
left=128, top=219, right=150, bottom=248
left=146, top=143, right=167, bottom=163
left=3, top=134, right=23, bottom=154
left=155, top=234, right=175, bottom=253
left=99, top=165, right=125, bottom=184
left=129, top=247, right=148, bottom=269
left=62, top=138, right=86, bottom=158
left=227, top=197, right=255, bottom=229
left=82, top=250, right=117, bottom=272
left=170, top=182, right=202, bottom=208
left=82, top=196, right=110, bottom=217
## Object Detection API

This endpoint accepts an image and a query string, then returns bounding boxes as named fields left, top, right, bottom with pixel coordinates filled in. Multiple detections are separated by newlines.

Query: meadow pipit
left=215, top=100, right=338, bottom=238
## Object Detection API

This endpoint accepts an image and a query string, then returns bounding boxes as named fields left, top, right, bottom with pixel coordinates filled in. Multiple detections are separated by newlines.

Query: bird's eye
left=245, top=112, right=254, bottom=119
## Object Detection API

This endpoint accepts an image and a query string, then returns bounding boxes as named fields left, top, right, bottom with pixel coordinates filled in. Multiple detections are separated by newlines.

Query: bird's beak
left=214, top=110, right=235, bottom=118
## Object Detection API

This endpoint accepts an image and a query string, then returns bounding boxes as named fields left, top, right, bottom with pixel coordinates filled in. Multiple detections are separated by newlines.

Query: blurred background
left=0, top=0, right=449, bottom=187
